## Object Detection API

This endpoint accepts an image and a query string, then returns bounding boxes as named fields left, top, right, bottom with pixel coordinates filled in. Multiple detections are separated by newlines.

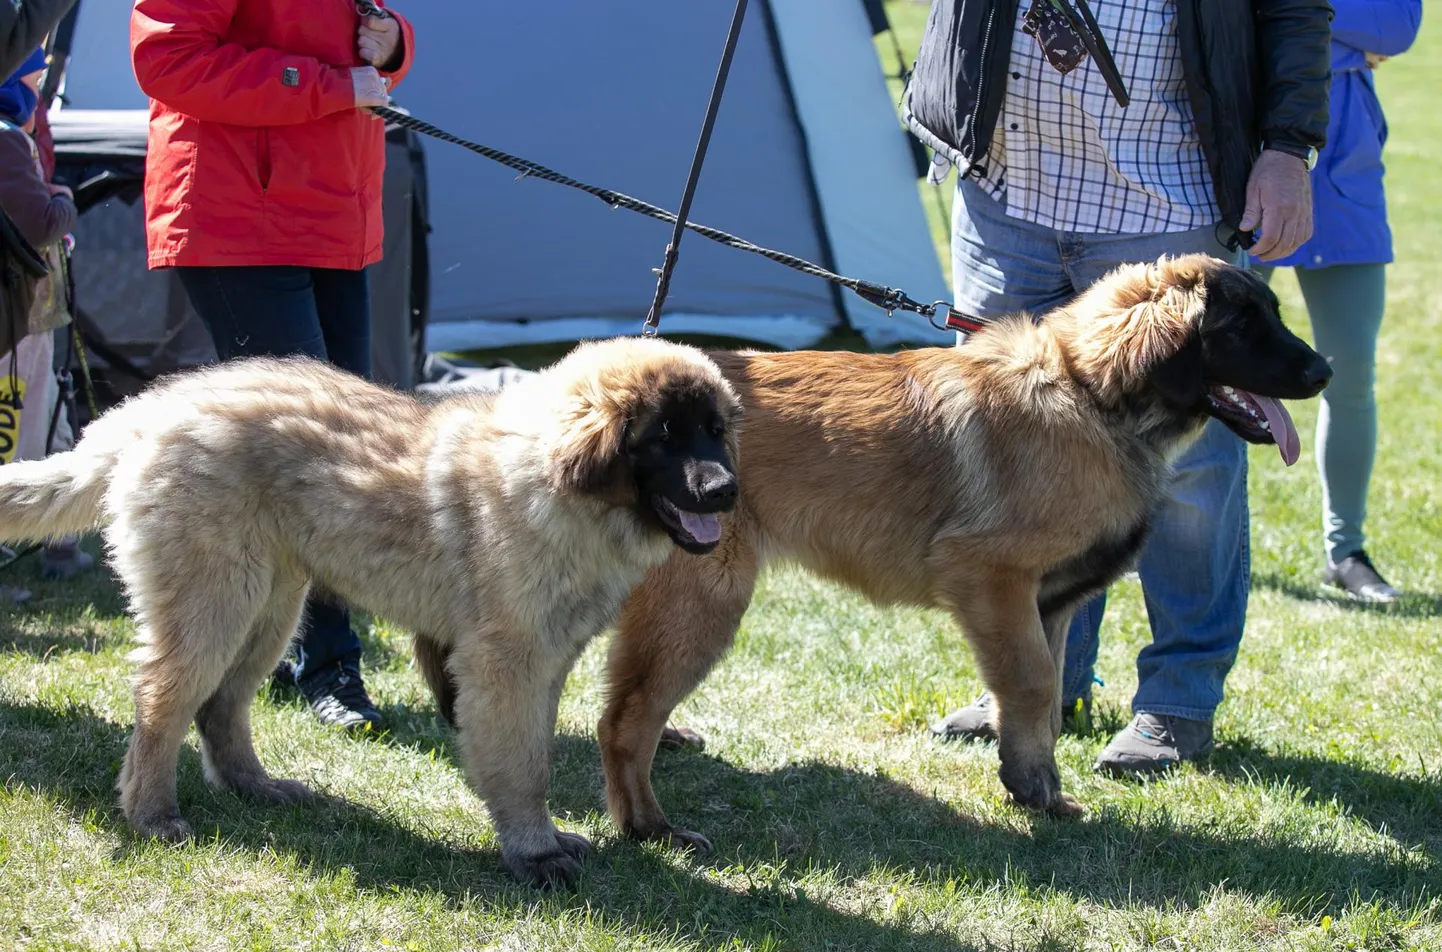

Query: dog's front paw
left=625, top=819, right=711, bottom=855
left=503, top=844, right=586, bottom=890
left=660, top=827, right=712, bottom=855
left=999, top=756, right=1081, bottom=817
left=248, top=777, right=315, bottom=805
left=658, top=725, right=705, bottom=752
left=131, top=810, right=194, bottom=843
left=554, top=830, right=593, bottom=860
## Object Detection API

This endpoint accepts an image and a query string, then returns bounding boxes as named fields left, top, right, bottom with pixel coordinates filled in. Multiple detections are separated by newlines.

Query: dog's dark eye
left=657, top=421, right=671, bottom=443
left=708, top=418, right=725, bottom=439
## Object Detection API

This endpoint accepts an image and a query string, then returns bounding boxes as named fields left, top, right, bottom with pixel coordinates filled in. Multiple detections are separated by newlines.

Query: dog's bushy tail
left=0, top=440, right=116, bottom=543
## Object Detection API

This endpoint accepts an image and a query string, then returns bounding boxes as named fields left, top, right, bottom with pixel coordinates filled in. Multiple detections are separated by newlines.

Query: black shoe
left=1095, top=713, right=1214, bottom=777
left=1325, top=550, right=1400, bottom=603
left=298, top=661, right=383, bottom=731
left=271, top=658, right=298, bottom=689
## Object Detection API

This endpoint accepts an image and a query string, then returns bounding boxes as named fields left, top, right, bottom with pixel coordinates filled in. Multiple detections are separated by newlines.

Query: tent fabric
left=48, top=0, right=951, bottom=357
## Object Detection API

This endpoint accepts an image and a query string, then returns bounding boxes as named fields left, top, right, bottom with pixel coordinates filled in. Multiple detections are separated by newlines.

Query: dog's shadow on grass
left=1201, top=737, right=1442, bottom=853
left=1251, top=570, right=1442, bottom=619
left=5, top=697, right=1437, bottom=950
left=368, top=701, right=1435, bottom=915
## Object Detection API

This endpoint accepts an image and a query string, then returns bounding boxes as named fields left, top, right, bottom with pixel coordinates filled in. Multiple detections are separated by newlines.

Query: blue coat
left=1259, top=0, right=1423, bottom=270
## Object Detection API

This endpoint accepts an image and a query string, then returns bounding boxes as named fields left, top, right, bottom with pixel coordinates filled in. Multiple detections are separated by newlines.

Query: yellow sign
left=0, top=376, right=26, bottom=464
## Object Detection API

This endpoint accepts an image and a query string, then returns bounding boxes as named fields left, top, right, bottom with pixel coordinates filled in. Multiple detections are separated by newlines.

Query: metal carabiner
left=923, top=301, right=954, bottom=335
left=356, top=0, right=389, bottom=20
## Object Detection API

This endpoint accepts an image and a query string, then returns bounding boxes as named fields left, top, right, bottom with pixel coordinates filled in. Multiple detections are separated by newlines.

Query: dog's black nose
left=699, top=472, right=738, bottom=508
left=1305, top=355, right=1334, bottom=392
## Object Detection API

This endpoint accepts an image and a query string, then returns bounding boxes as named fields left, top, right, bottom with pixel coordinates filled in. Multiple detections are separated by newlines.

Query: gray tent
left=47, top=0, right=951, bottom=393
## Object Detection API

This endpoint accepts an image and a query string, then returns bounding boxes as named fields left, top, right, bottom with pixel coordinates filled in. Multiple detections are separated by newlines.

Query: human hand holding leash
left=358, top=15, right=402, bottom=70
left=352, top=66, right=389, bottom=109
left=1240, top=148, right=1313, bottom=261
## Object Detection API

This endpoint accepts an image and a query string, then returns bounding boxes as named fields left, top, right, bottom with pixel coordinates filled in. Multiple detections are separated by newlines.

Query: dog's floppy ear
left=1146, top=329, right=1205, bottom=409
left=549, top=388, right=633, bottom=501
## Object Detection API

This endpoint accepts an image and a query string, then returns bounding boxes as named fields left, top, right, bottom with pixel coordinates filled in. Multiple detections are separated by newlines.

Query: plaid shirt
left=975, top=0, right=1220, bottom=234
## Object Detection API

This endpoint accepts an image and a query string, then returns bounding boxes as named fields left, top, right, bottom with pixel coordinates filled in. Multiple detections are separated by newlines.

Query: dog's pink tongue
left=1249, top=392, right=1300, bottom=466
left=679, top=510, right=722, bottom=544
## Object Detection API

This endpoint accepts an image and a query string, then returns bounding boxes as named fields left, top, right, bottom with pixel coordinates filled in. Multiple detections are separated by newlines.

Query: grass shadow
left=1251, top=570, right=1442, bottom=619
left=1202, top=737, right=1442, bottom=855
left=364, top=697, right=1436, bottom=918
left=0, top=542, right=129, bottom=660
left=1, top=698, right=985, bottom=952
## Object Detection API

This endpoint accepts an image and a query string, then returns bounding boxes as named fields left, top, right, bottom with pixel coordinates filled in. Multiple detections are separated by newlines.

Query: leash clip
left=356, top=0, right=390, bottom=19
left=922, top=301, right=954, bottom=335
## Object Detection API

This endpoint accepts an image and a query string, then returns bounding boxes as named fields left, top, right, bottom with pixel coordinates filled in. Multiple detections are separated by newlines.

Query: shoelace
left=1134, top=716, right=1176, bottom=744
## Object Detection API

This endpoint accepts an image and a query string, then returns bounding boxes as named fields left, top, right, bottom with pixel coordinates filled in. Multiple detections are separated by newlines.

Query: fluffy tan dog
left=0, top=335, right=741, bottom=887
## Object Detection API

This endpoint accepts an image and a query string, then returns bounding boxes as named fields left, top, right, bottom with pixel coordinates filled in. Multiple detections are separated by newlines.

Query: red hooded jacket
left=130, top=0, right=415, bottom=271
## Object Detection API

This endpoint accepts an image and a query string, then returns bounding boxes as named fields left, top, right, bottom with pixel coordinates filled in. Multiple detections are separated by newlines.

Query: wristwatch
left=1263, top=140, right=1319, bottom=171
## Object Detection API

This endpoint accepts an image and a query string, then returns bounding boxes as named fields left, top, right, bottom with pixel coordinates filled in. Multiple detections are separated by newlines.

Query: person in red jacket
left=130, top=0, right=416, bottom=730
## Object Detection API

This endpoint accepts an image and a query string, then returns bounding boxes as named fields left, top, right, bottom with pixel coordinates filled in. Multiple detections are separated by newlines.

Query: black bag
left=0, top=205, right=50, bottom=359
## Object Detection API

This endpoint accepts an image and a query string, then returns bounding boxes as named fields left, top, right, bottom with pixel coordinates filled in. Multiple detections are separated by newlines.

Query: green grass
left=4, top=5, right=1442, bottom=950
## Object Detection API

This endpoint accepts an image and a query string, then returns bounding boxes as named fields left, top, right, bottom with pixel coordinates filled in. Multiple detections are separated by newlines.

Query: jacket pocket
left=256, top=127, right=272, bottom=193
left=1324, top=81, right=1386, bottom=209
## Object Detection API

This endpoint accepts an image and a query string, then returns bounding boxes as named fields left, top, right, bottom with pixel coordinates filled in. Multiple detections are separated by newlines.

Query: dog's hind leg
left=195, top=571, right=313, bottom=805
left=940, top=566, right=1083, bottom=818
left=112, top=529, right=273, bottom=842
left=599, top=539, right=758, bottom=853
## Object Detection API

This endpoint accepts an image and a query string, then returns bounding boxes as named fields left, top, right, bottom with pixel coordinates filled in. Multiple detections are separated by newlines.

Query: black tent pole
left=641, top=0, right=749, bottom=335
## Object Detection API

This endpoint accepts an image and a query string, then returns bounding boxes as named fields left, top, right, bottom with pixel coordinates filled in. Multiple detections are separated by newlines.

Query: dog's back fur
left=0, top=335, right=741, bottom=887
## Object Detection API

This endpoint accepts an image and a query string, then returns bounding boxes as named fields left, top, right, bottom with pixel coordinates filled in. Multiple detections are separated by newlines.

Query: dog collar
left=944, top=312, right=989, bottom=335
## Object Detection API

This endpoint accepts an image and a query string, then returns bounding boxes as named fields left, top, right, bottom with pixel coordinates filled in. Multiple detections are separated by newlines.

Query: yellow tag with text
left=0, top=376, right=26, bottom=464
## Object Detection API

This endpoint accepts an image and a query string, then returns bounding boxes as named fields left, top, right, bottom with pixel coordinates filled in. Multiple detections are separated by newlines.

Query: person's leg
left=174, top=266, right=329, bottom=362
left=1289, top=264, right=1393, bottom=598
left=173, top=266, right=374, bottom=727
left=286, top=267, right=376, bottom=712
left=1059, top=226, right=1249, bottom=772
left=311, top=268, right=373, bottom=380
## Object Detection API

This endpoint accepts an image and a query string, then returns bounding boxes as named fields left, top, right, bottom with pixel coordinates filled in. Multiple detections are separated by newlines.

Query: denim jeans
left=174, top=265, right=372, bottom=683
left=950, top=177, right=1249, bottom=721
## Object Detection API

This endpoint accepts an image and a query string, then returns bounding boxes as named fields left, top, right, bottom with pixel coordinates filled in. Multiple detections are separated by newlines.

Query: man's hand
left=48, top=183, right=73, bottom=201
left=1365, top=51, right=1390, bottom=70
left=358, top=15, right=403, bottom=71
left=352, top=67, right=390, bottom=109
left=1239, top=148, right=1313, bottom=261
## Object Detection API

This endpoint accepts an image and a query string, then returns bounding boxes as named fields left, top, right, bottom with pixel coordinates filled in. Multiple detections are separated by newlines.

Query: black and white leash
left=356, top=0, right=983, bottom=336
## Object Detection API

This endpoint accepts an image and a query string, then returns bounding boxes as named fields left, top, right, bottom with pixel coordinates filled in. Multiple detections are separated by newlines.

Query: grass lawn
left=4, top=5, right=1441, bottom=950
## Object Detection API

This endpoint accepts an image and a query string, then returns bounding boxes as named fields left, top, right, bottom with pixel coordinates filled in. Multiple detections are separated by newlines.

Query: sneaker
left=931, top=692, right=997, bottom=742
left=930, top=691, right=1092, bottom=742
left=1324, top=550, right=1399, bottom=603
left=0, top=583, right=31, bottom=604
left=297, top=661, right=383, bottom=730
left=41, top=538, right=96, bottom=580
left=1095, top=712, right=1213, bottom=776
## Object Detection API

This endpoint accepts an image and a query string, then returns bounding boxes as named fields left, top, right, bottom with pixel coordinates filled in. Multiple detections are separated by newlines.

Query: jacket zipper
left=257, top=127, right=272, bottom=194
left=967, top=1, right=1000, bottom=178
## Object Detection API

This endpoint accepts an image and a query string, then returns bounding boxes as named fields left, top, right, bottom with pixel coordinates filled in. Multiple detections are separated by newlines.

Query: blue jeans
left=174, top=265, right=372, bottom=684
left=950, top=177, right=1248, bottom=722
left=1257, top=263, right=1385, bottom=565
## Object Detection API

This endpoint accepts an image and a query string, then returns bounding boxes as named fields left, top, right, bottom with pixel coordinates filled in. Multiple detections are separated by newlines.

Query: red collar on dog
left=945, top=312, right=989, bottom=335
